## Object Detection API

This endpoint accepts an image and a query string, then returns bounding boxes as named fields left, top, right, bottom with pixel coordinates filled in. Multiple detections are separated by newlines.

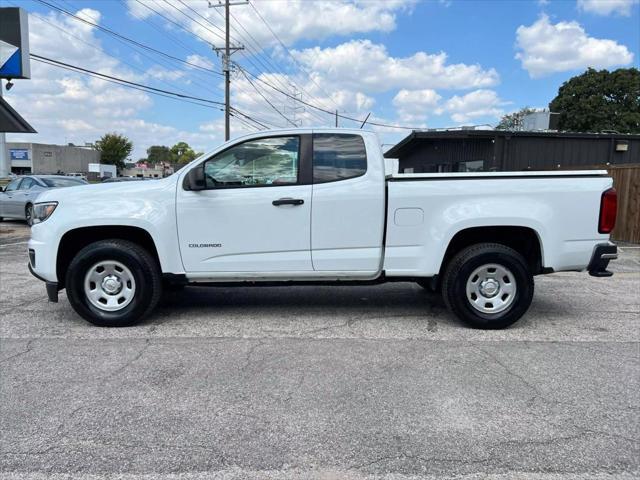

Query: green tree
left=170, top=142, right=201, bottom=164
left=95, top=133, right=133, bottom=171
left=549, top=68, right=640, bottom=133
left=496, top=107, right=537, bottom=130
left=146, top=145, right=172, bottom=164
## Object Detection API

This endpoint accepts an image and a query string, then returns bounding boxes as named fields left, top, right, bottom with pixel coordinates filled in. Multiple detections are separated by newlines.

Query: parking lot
left=1, top=220, right=638, bottom=479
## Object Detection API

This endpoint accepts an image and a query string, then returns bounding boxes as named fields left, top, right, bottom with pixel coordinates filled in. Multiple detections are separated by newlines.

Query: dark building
left=384, top=130, right=640, bottom=173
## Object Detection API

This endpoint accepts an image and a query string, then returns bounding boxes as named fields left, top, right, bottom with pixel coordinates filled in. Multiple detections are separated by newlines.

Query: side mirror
left=183, top=166, right=205, bottom=191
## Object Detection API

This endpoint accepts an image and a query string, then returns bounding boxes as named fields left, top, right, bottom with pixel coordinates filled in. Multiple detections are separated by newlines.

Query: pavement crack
left=0, top=339, right=35, bottom=364
left=240, top=339, right=266, bottom=373
left=104, top=339, right=151, bottom=379
left=474, top=344, right=555, bottom=406
left=349, top=452, right=491, bottom=471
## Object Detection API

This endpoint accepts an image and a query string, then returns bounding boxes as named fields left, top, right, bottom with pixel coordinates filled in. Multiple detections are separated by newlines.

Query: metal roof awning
left=0, top=96, right=36, bottom=133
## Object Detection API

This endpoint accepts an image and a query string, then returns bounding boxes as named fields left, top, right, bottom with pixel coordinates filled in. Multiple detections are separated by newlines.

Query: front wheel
left=25, top=204, right=33, bottom=226
left=65, top=239, right=162, bottom=327
left=442, top=243, right=534, bottom=329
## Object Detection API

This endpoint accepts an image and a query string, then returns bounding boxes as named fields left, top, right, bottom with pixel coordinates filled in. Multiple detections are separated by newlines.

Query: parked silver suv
left=0, top=175, right=88, bottom=225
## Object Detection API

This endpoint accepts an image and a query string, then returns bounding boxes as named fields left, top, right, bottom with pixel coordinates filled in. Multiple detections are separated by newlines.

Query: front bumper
left=28, top=263, right=60, bottom=302
left=587, top=243, right=617, bottom=277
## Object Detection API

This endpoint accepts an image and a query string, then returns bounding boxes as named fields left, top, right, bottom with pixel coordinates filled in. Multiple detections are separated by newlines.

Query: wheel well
left=440, top=226, right=543, bottom=276
left=57, top=226, right=160, bottom=286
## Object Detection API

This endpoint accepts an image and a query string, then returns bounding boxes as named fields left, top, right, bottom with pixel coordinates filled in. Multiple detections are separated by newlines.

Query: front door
left=177, top=135, right=313, bottom=275
left=0, top=179, right=24, bottom=218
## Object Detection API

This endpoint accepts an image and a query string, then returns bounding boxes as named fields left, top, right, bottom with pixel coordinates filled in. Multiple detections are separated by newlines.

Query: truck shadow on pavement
left=150, top=284, right=470, bottom=333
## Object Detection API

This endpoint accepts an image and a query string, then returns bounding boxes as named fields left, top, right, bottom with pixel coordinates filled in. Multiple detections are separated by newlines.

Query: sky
left=4, top=0, right=640, bottom=160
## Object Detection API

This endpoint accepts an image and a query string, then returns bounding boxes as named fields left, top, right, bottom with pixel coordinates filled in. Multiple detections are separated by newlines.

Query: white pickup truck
left=27, top=129, right=618, bottom=329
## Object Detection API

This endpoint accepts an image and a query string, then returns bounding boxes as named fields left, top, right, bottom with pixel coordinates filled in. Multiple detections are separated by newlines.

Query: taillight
left=598, top=188, right=617, bottom=234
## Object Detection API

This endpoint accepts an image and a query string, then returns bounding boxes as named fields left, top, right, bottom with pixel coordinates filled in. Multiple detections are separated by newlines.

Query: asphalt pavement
left=0, top=226, right=638, bottom=479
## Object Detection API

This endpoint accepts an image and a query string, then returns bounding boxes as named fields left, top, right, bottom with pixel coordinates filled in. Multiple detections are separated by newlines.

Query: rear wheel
left=442, top=243, right=534, bottom=329
left=65, top=239, right=162, bottom=327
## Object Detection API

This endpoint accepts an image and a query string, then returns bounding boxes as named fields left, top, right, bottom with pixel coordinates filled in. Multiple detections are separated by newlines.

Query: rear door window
left=18, top=178, right=35, bottom=189
left=312, top=134, right=367, bottom=183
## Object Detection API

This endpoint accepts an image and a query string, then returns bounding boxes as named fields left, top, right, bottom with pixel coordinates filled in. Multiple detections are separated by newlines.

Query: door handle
left=272, top=198, right=304, bottom=206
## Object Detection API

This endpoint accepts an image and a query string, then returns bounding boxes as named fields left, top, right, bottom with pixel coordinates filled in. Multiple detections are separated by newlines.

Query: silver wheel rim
left=84, top=260, right=136, bottom=312
left=465, top=263, right=516, bottom=315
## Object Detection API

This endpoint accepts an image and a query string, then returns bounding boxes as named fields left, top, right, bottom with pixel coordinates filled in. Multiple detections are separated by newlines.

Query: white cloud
left=227, top=71, right=376, bottom=129
left=145, top=66, right=186, bottom=81
left=577, top=0, right=639, bottom=16
left=515, top=14, right=634, bottom=78
left=186, top=54, right=214, bottom=70
left=393, top=89, right=442, bottom=122
left=440, top=90, right=507, bottom=124
left=293, top=40, right=499, bottom=92
left=125, top=0, right=416, bottom=47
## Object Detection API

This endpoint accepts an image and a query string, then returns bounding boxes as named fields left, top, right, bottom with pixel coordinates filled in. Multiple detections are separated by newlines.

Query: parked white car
left=28, top=129, right=618, bottom=328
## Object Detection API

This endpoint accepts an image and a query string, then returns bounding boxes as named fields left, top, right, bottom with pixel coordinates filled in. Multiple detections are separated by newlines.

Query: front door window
left=204, top=136, right=300, bottom=188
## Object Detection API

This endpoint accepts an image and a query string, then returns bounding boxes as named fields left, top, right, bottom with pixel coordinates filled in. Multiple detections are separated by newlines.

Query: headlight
left=32, top=202, right=58, bottom=224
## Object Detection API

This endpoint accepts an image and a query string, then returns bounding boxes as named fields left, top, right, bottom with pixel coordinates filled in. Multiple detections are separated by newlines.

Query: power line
left=132, top=0, right=218, bottom=46
left=33, top=0, right=223, bottom=75
left=160, top=0, right=320, bottom=126
left=35, top=1, right=275, bottom=133
left=241, top=68, right=422, bottom=130
left=32, top=53, right=273, bottom=132
left=239, top=69, right=297, bottom=127
left=248, top=0, right=341, bottom=114
left=41, top=0, right=232, bottom=105
left=164, top=0, right=225, bottom=42
left=230, top=108, right=272, bottom=129
left=30, top=53, right=226, bottom=107
left=130, top=0, right=288, bottom=128
left=204, top=2, right=323, bottom=125
left=227, top=10, right=328, bottom=126
left=23, top=5, right=222, bottom=104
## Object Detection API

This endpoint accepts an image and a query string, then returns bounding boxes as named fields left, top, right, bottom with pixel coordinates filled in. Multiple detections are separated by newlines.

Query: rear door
left=310, top=133, right=386, bottom=273
left=177, top=134, right=314, bottom=275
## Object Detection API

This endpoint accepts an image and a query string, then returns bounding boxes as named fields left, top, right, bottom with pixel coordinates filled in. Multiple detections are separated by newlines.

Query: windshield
left=41, top=178, right=87, bottom=188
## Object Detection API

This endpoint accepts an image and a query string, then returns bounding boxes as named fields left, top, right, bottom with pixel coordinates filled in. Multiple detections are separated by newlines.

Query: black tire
left=416, top=277, right=440, bottom=293
left=65, top=239, right=162, bottom=327
left=25, top=203, right=33, bottom=226
left=441, top=243, right=534, bottom=329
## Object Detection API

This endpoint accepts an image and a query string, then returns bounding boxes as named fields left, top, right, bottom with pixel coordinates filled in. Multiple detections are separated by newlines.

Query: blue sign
left=10, top=149, right=29, bottom=160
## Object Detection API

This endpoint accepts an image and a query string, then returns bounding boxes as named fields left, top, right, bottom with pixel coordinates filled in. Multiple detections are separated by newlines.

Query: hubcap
left=84, top=261, right=136, bottom=312
left=465, top=263, right=516, bottom=315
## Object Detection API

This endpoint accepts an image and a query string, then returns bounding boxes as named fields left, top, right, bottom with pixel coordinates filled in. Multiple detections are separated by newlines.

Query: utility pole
left=335, top=110, right=338, bottom=128
left=209, top=0, right=245, bottom=141
left=283, top=83, right=304, bottom=127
